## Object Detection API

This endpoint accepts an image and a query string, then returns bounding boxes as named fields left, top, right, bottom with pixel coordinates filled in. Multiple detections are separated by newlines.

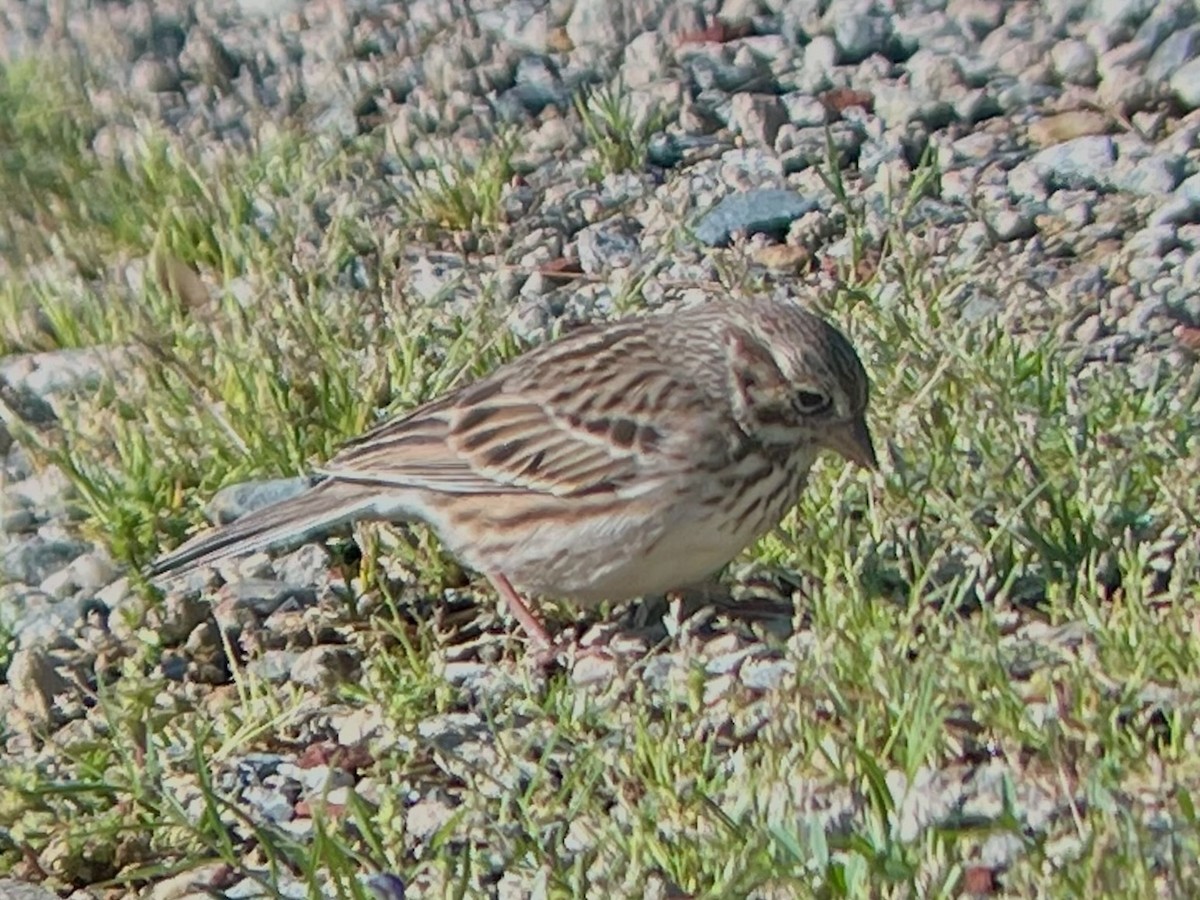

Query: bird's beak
left=827, top=415, right=878, bottom=470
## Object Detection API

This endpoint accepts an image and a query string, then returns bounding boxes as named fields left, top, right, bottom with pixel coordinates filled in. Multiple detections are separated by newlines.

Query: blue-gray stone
left=693, top=190, right=819, bottom=247
left=1134, top=0, right=1198, bottom=53
left=1145, top=25, right=1200, bottom=81
left=509, top=56, right=568, bottom=115
left=1171, top=57, right=1200, bottom=109
left=1028, top=136, right=1116, bottom=191
left=834, top=15, right=894, bottom=63
left=2, top=539, right=90, bottom=587
left=206, top=476, right=312, bottom=525
left=1114, top=154, right=1188, bottom=196
left=366, top=874, right=407, bottom=900
left=1091, top=0, right=1157, bottom=32
left=1177, top=171, right=1200, bottom=201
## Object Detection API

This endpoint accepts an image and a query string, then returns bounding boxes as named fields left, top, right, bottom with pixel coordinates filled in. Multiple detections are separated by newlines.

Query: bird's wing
left=319, top=320, right=724, bottom=498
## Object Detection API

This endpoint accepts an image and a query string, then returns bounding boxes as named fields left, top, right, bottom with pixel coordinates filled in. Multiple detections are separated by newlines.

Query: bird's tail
left=147, top=480, right=382, bottom=578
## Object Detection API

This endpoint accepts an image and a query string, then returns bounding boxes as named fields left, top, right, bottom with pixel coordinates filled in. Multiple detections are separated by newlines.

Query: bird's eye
left=795, top=390, right=832, bottom=414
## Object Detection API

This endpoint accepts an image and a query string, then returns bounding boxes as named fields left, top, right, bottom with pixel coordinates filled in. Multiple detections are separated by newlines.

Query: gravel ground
left=2, top=0, right=1200, bottom=896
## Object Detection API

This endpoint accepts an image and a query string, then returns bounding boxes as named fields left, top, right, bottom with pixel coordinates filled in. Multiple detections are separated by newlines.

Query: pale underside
left=327, top=447, right=815, bottom=604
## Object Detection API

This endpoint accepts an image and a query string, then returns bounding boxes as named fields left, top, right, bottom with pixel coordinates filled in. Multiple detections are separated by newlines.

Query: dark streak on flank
left=610, top=418, right=637, bottom=447
left=637, top=425, right=661, bottom=451
left=500, top=496, right=625, bottom=527
left=584, top=418, right=611, bottom=438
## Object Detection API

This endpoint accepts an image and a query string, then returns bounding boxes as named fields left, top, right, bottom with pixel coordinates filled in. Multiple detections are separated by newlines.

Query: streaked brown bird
left=150, top=296, right=876, bottom=649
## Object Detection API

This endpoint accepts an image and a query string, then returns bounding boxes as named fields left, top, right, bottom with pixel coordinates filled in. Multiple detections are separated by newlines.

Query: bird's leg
left=487, top=572, right=554, bottom=650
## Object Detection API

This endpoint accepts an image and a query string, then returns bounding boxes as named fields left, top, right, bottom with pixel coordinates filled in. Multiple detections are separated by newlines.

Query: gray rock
left=364, top=873, right=407, bottom=900
left=0, top=347, right=116, bottom=400
left=872, top=83, right=955, bottom=129
left=246, top=649, right=301, bottom=683
left=704, top=635, right=754, bottom=674
left=509, top=55, right=567, bottom=116
left=979, top=24, right=1054, bottom=77
left=961, top=284, right=1007, bottom=322
left=1, top=508, right=35, bottom=534
left=907, top=49, right=967, bottom=98
left=1177, top=172, right=1200, bottom=202
left=1132, top=0, right=1199, bottom=52
left=703, top=672, right=736, bottom=704
left=157, top=652, right=188, bottom=681
left=780, top=92, right=828, bottom=127
left=1170, top=57, right=1200, bottom=109
left=989, top=208, right=1038, bottom=242
left=1181, top=250, right=1200, bottom=287
left=130, top=57, right=181, bottom=94
left=2, top=537, right=89, bottom=587
left=693, top=189, right=820, bottom=246
left=576, top=218, right=642, bottom=273
left=6, top=646, right=72, bottom=725
left=270, top=543, right=333, bottom=589
left=14, top=595, right=97, bottom=656
left=213, top=580, right=317, bottom=630
left=1097, top=66, right=1157, bottom=114
left=206, top=476, right=311, bottom=525
left=955, top=87, right=1003, bottom=123
left=1127, top=256, right=1165, bottom=284
left=799, top=35, right=837, bottom=92
left=728, top=93, right=788, bottom=148
left=740, top=657, right=796, bottom=691
left=1073, top=314, right=1106, bottom=344
left=980, top=833, right=1030, bottom=869
left=290, top=645, right=361, bottom=689
left=685, top=55, right=769, bottom=94
left=622, top=33, right=668, bottom=88
left=645, top=132, right=725, bottom=167
left=779, top=0, right=827, bottom=41
left=1145, top=25, right=1200, bottom=81
left=1027, top=136, right=1116, bottom=191
left=1125, top=225, right=1182, bottom=257
left=0, top=377, right=57, bottom=428
left=778, top=123, right=863, bottom=172
left=406, top=795, right=457, bottom=841
left=948, top=131, right=1001, bottom=165
left=833, top=15, right=893, bottom=63
left=950, top=0, right=1006, bottom=39
left=1051, top=39, right=1098, bottom=85
left=567, top=0, right=666, bottom=48
left=0, top=879, right=61, bottom=900
left=1112, top=153, right=1188, bottom=196
left=38, top=551, right=116, bottom=600
left=1005, top=79, right=1063, bottom=112
left=476, top=1, right=552, bottom=54
left=180, top=30, right=240, bottom=84
left=242, top=783, right=296, bottom=823
left=4, top=466, right=76, bottom=519
left=640, top=652, right=686, bottom=692
left=1090, top=0, right=1157, bottom=32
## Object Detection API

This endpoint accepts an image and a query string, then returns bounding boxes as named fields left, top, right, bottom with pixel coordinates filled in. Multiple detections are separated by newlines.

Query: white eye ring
left=795, top=390, right=832, bottom=414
